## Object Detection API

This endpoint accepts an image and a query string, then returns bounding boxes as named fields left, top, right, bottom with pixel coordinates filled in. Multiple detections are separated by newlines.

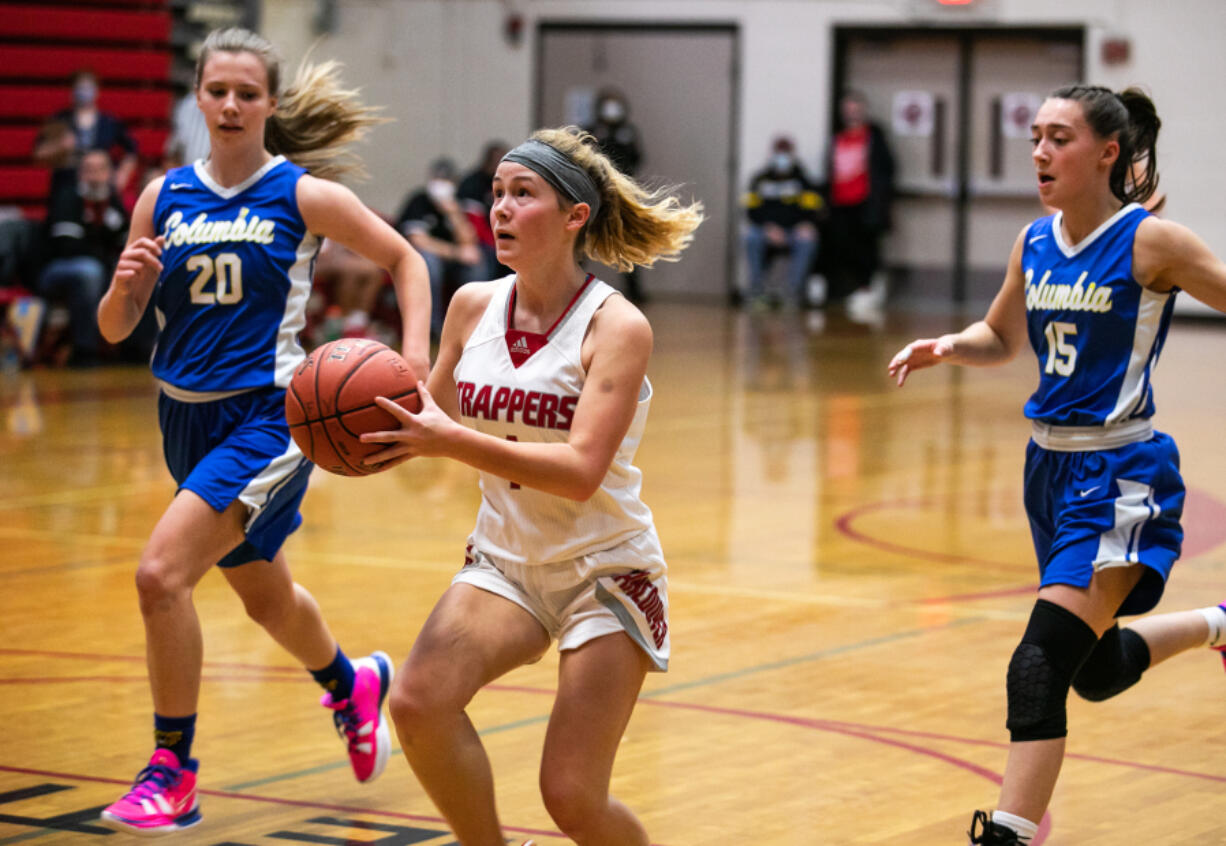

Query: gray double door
left=838, top=28, right=1083, bottom=303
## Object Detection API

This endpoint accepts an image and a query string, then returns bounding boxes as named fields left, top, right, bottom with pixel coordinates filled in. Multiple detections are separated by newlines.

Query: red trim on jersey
left=504, top=273, right=595, bottom=368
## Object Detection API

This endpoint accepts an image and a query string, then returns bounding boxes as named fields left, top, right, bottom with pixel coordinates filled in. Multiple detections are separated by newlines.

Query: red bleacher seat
left=0, top=46, right=171, bottom=82
left=0, top=5, right=171, bottom=43
left=0, top=167, right=51, bottom=202
left=0, top=127, right=39, bottom=160
left=0, top=86, right=171, bottom=122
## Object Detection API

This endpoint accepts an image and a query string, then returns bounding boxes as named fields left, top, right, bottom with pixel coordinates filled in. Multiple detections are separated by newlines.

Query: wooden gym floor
left=1, top=301, right=1224, bottom=845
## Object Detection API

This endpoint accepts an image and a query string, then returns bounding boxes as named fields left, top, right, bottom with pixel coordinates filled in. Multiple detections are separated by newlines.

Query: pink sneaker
left=321, top=650, right=393, bottom=783
left=99, top=749, right=200, bottom=835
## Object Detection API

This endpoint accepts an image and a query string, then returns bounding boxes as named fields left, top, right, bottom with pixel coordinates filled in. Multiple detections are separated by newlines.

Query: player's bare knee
left=133, top=557, right=190, bottom=612
left=539, top=772, right=603, bottom=838
left=387, top=671, right=458, bottom=741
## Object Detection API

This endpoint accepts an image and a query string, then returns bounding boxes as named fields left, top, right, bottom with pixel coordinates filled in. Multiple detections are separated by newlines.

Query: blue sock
left=310, top=646, right=355, bottom=701
left=153, top=714, right=197, bottom=767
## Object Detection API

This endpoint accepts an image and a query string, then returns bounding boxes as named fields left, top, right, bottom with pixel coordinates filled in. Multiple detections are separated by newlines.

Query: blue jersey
left=150, top=156, right=318, bottom=395
left=1022, top=203, right=1177, bottom=427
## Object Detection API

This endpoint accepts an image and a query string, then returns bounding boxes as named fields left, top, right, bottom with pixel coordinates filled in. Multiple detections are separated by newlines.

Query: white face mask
left=771, top=152, right=794, bottom=172
left=80, top=181, right=109, bottom=201
left=600, top=100, right=625, bottom=123
left=427, top=179, right=455, bottom=203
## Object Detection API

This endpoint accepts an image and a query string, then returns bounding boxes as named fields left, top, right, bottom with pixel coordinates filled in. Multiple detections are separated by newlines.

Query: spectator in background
left=822, top=89, right=895, bottom=307
left=311, top=226, right=394, bottom=346
left=586, top=88, right=642, bottom=176
left=742, top=135, right=822, bottom=310
left=585, top=88, right=647, bottom=302
left=396, top=157, right=484, bottom=339
left=34, top=69, right=140, bottom=198
left=37, top=148, right=129, bottom=366
left=457, top=139, right=510, bottom=279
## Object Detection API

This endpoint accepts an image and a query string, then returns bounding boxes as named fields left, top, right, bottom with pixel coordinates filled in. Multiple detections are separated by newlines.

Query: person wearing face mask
left=742, top=135, right=823, bottom=309
left=821, top=89, right=895, bottom=307
left=36, top=148, right=129, bottom=366
left=34, top=69, right=140, bottom=199
left=397, top=157, right=486, bottom=338
left=584, top=89, right=647, bottom=303
left=457, top=140, right=512, bottom=280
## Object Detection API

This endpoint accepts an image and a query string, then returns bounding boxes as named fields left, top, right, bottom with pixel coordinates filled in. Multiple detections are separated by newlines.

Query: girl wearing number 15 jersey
left=889, top=85, right=1226, bottom=844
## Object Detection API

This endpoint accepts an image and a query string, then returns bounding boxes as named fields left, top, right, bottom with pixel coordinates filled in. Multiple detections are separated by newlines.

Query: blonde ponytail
left=529, top=127, right=704, bottom=272
left=265, top=58, right=385, bottom=182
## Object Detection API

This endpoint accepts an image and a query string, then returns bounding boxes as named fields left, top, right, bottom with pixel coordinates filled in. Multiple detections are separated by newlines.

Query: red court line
left=913, top=584, right=1038, bottom=604
left=835, top=487, right=1226, bottom=590
left=812, top=719, right=1226, bottom=784
left=0, top=763, right=570, bottom=842
left=833, top=497, right=1025, bottom=574
left=0, top=675, right=307, bottom=685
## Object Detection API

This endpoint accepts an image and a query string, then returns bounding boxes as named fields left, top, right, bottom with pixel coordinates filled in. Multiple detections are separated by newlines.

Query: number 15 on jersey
left=1043, top=320, right=1077, bottom=376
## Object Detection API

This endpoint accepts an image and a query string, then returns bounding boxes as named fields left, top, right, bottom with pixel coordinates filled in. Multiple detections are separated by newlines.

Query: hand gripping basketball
left=285, top=339, right=423, bottom=476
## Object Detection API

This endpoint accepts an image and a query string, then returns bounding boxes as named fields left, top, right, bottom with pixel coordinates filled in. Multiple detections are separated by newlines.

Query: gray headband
left=502, top=139, right=602, bottom=220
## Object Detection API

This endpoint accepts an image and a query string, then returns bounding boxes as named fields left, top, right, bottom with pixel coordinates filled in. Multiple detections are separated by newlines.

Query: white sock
left=991, top=810, right=1038, bottom=844
left=1198, top=605, right=1226, bottom=647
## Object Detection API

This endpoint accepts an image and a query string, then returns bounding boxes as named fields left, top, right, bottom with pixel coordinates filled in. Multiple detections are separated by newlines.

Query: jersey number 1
left=187, top=253, right=244, bottom=305
left=1043, top=321, right=1077, bottom=376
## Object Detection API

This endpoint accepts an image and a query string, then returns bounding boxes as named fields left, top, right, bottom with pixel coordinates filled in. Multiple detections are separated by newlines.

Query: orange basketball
left=285, top=339, right=421, bottom=476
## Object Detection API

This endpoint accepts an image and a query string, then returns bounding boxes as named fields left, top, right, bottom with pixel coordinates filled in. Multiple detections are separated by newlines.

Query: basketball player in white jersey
left=361, top=127, right=702, bottom=845
left=889, top=86, right=1226, bottom=844
left=95, top=28, right=430, bottom=835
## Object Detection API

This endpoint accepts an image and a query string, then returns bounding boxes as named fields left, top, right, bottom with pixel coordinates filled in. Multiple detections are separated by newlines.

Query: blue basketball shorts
left=1023, top=431, right=1184, bottom=616
left=158, top=386, right=313, bottom=566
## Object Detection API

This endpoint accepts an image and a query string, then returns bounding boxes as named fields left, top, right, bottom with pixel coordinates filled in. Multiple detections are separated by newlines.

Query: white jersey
left=454, top=274, right=656, bottom=565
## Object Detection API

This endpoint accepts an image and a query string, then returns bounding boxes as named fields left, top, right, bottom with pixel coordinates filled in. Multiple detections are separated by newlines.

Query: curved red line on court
left=833, top=497, right=1024, bottom=573
left=834, top=486, right=1226, bottom=590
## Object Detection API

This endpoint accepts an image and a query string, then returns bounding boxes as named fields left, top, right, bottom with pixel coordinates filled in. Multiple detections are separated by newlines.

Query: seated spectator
left=37, top=148, right=129, bottom=367
left=742, top=135, right=822, bottom=309
left=457, top=140, right=509, bottom=279
left=311, top=231, right=393, bottom=345
left=395, top=157, right=485, bottom=338
left=34, top=69, right=140, bottom=199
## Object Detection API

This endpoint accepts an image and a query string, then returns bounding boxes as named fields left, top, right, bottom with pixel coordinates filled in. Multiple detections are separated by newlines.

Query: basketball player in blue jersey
left=358, top=127, right=702, bottom=846
left=889, top=85, right=1226, bottom=844
left=94, top=28, right=431, bottom=836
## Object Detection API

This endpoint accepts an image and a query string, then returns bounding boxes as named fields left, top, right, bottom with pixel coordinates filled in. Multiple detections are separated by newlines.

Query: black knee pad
left=1005, top=599, right=1099, bottom=742
left=1072, top=624, right=1151, bottom=702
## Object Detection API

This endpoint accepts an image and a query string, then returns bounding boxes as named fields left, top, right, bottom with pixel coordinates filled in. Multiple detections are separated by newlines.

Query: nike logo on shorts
left=1077, top=485, right=1101, bottom=498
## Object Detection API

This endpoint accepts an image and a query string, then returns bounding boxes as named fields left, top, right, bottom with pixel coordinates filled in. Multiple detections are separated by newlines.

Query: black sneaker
left=967, top=810, right=1024, bottom=845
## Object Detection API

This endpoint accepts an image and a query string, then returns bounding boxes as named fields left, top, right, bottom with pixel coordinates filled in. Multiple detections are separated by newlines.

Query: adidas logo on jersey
left=511, top=336, right=531, bottom=353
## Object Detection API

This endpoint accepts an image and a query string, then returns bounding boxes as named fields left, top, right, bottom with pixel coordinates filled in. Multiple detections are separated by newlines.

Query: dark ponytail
left=1051, top=84, right=1161, bottom=205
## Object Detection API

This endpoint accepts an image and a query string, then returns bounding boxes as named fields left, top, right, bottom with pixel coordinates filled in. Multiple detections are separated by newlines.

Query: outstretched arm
left=888, top=227, right=1029, bottom=386
left=298, top=175, right=432, bottom=378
